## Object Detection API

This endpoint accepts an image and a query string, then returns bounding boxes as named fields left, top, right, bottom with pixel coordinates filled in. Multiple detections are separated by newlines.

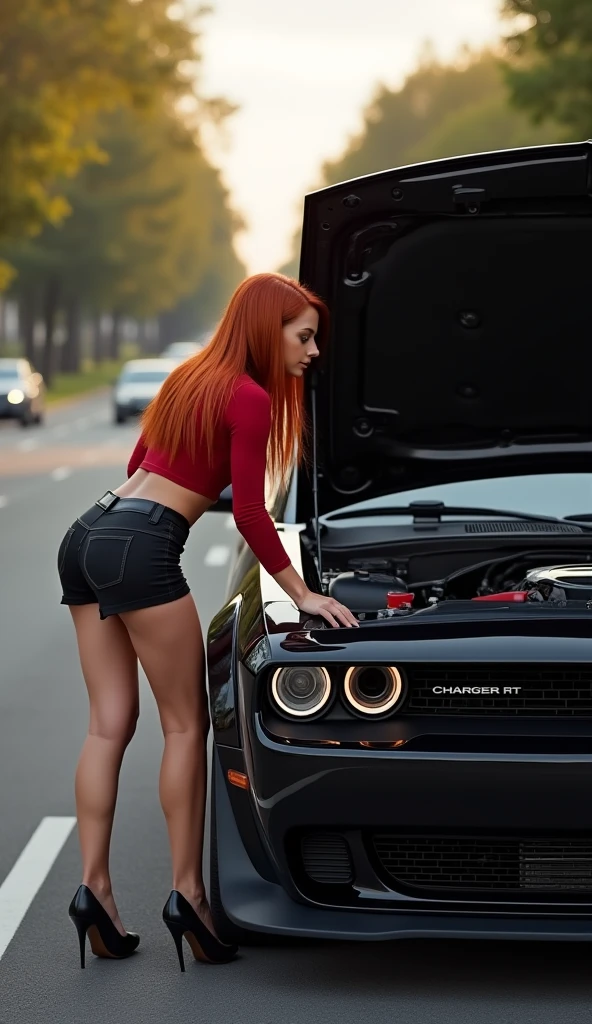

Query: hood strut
left=309, top=369, right=323, bottom=586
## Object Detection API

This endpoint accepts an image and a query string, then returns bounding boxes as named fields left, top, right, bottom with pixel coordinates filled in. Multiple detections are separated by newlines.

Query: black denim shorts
left=57, top=491, right=191, bottom=620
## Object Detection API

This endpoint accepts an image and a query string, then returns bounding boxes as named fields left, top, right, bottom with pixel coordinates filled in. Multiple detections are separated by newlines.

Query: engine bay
left=322, top=552, right=592, bottom=620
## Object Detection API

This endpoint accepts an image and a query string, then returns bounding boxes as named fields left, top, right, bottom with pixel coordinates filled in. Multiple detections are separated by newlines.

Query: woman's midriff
left=113, top=469, right=215, bottom=526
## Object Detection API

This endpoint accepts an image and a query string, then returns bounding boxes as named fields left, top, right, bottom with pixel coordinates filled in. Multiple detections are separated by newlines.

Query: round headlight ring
left=271, top=666, right=332, bottom=718
left=343, top=665, right=403, bottom=716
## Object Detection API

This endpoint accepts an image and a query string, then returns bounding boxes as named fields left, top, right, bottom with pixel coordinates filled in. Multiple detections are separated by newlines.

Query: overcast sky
left=196, top=0, right=502, bottom=274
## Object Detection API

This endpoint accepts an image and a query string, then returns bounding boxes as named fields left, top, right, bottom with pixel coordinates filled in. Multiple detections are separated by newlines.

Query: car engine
left=516, top=565, right=592, bottom=603
left=324, top=560, right=592, bottom=618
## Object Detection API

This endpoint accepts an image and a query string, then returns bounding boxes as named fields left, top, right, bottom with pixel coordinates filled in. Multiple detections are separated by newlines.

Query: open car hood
left=296, top=141, right=592, bottom=518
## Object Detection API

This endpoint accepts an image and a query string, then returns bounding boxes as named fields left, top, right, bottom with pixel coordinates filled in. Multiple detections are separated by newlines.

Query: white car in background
left=113, top=358, right=177, bottom=424
left=161, top=337, right=210, bottom=361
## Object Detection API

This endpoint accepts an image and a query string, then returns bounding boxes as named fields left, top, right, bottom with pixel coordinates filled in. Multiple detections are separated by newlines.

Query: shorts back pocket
left=82, top=534, right=133, bottom=590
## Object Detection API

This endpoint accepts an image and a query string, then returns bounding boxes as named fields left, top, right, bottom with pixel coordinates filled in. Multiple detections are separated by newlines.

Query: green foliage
left=404, top=89, right=565, bottom=165
left=159, top=258, right=245, bottom=346
left=0, top=2, right=245, bottom=357
left=322, top=52, right=499, bottom=183
left=5, top=105, right=245, bottom=321
left=45, top=357, right=130, bottom=404
left=0, top=0, right=199, bottom=249
left=502, top=0, right=592, bottom=137
left=280, top=49, right=564, bottom=277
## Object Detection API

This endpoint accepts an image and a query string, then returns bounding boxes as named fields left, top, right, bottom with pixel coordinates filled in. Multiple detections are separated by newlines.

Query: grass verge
left=46, top=360, right=125, bottom=404
left=44, top=350, right=143, bottom=401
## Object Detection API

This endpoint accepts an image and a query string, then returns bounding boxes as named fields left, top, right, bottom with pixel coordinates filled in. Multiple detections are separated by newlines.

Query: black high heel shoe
left=68, top=885, right=140, bottom=968
left=162, top=891, right=238, bottom=970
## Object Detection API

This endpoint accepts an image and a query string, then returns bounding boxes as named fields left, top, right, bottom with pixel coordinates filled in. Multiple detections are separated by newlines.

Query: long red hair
left=140, top=273, right=329, bottom=480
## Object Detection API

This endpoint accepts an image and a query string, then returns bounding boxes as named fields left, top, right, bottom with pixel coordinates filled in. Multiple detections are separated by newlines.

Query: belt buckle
left=95, top=491, right=118, bottom=511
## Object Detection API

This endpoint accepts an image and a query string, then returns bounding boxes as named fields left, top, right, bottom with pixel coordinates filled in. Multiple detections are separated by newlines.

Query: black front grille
left=373, top=834, right=592, bottom=893
left=406, top=664, right=592, bottom=716
left=301, top=834, right=353, bottom=884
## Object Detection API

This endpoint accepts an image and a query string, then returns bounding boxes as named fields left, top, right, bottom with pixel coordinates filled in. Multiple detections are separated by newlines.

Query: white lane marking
left=225, top=515, right=236, bottom=530
left=18, top=438, right=38, bottom=452
left=204, top=544, right=230, bottom=567
left=51, top=466, right=72, bottom=481
left=0, top=816, right=77, bottom=960
left=0, top=496, right=7, bottom=508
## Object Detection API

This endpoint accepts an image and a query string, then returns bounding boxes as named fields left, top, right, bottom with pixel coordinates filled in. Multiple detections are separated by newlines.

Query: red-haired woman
left=57, top=273, right=357, bottom=971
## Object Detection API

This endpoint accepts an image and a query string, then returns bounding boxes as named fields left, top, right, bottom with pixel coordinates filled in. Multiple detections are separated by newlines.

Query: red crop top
left=126, top=374, right=292, bottom=576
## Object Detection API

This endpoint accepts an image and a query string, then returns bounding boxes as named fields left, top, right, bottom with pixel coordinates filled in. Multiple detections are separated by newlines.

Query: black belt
left=78, top=492, right=188, bottom=529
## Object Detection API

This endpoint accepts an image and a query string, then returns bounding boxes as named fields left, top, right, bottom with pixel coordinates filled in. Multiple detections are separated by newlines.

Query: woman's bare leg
left=70, top=605, right=139, bottom=936
left=119, top=595, right=213, bottom=931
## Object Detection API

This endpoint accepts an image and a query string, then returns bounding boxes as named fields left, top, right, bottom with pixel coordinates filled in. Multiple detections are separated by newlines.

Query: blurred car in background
left=113, top=358, right=177, bottom=424
left=0, top=358, right=45, bottom=427
left=161, top=336, right=210, bottom=361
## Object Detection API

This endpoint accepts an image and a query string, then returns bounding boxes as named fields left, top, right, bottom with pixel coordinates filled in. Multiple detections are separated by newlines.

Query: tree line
left=0, top=0, right=245, bottom=383
left=281, top=0, right=584, bottom=278
left=4, top=0, right=585, bottom=381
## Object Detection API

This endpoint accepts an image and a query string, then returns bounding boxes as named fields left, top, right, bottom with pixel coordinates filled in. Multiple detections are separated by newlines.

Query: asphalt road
left=1, top=392, right=591, bottom=1024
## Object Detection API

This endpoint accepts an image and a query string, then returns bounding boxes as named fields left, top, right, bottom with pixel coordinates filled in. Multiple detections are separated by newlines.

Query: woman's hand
left=271, top=565, right=358, bottom=627
left=297, top=589, right=359, bottom=628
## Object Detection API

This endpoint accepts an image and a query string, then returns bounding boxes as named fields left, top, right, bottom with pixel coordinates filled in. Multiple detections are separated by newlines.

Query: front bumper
left=0, top=396, right=27, bottom=419
left=115, top=400, right=149, bottom=415
left=214, top=750, right=592, bottom=941
left=214, top=732, right=592, bottom=940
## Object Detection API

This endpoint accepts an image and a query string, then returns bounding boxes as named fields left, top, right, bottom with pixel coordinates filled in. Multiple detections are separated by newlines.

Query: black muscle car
left=206, top=141, right=592, bottom=945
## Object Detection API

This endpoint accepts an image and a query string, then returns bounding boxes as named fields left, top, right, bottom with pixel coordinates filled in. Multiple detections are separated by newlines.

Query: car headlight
left=271, top=666, right=332, bottom=718
left=7, top=389, right=25, bottom=404
left=343, top=666, right=404, bottom=716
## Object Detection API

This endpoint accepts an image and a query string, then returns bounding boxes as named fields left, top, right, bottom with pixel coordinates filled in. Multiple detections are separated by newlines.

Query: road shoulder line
left=0, top=816, right=76, bottom=959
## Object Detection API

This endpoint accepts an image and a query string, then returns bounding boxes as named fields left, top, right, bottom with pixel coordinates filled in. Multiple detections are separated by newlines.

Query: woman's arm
left=228, top=385, right=293, bottom=575
left=127, top=435, right=148, bottom=478
left=272, top=564, right=358, bottom=628
left=228, top=384, right=357, bottom=628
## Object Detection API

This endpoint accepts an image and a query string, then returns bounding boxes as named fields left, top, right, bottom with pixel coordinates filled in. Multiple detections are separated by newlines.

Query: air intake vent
left=372, top=834, right=592, bottom=893
left=465, top=520, right=582, bottom=534
left=301, top=834, right=353, bottom=884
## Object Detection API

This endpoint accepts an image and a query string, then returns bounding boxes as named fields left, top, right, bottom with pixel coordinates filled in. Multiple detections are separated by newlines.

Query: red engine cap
left=472, top=591, right=528, bottom=602
left=387, top=591, right=415, bottom=609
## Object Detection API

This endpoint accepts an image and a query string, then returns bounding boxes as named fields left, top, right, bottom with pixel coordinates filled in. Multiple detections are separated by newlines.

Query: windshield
left=119, top=370, right=169, bottom=384
left=0, top=368, right=20, bottom=380
left=330, top=474, right=592, bottom=521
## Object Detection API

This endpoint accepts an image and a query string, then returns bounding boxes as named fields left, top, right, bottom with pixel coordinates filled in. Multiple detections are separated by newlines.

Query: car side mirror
left=211, top=484, right=232, bottom=513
